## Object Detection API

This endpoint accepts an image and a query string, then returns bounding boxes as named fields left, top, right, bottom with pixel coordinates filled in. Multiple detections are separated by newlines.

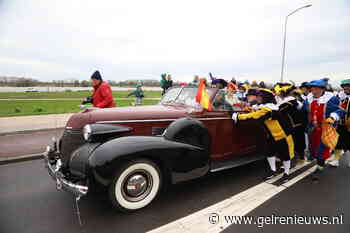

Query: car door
left=234, top=115, right=269, bottom=156
left=200, top=88, right=244, bottom=160
left=205, top=89, right=268, bottom=161
left=199, top=110, right=237, bottom=160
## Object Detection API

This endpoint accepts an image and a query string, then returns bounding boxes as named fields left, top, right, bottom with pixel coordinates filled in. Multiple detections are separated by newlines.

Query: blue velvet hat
left=307, top=78, right=329, bottom=88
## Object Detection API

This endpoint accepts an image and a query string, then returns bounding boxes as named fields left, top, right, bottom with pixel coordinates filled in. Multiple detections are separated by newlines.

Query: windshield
left=160, top=88, right=182, bottom=104
left=160, top=87, right=215, bottom=108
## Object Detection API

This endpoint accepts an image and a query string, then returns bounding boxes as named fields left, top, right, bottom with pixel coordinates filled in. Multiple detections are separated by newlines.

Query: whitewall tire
left=108, top=159, right=162, bottom=212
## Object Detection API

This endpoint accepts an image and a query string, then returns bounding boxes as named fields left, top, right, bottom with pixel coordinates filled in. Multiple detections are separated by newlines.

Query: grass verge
left=0, top=90, right=162, bottom=99
left=0, top=99, right=160, bottom=117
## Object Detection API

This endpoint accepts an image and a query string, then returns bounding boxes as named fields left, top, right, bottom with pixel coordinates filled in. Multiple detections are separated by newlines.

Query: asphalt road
left=0, top=159, right=268, bottom=233
left=223, top=162, right=350, bottom=233
left=0, top=130, right=349, bottom=233
left=1, top=157, right=349, bottom=233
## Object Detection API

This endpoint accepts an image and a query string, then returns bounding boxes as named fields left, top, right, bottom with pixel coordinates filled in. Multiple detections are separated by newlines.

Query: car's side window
left=212, top=90, right=233, bottom=111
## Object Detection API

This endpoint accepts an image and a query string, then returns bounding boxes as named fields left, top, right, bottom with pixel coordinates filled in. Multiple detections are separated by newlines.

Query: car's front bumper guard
left=43, top=146, right=88, bottom=197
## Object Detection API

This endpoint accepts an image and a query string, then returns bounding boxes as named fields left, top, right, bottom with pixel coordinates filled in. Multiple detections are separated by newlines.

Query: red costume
left=303, top=91, right=344, bottom=168
left=309, top=100, right=330, bottom=160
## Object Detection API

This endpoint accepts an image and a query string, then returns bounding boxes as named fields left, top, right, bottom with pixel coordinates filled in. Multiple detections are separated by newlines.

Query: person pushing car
left=232, top=88, right=295, bottom=183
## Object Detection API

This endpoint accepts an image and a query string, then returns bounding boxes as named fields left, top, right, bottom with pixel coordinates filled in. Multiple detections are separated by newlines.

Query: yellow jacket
left=238, top=103, right=289, bottom=141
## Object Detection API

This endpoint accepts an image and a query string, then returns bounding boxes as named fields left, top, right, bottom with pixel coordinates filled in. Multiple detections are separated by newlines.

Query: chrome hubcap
left=122, top=170, right=153, bottom=202
left=126, top=174, right=147, bottom=197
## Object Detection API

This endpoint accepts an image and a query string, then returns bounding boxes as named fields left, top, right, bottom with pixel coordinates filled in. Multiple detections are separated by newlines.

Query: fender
left=68, top=142, right=101, bottom=178
left=164, top=117, right=211, bottom=152
left=89, top=117, right=211, bottom=185
left=88, top=136, right=209, bottom=185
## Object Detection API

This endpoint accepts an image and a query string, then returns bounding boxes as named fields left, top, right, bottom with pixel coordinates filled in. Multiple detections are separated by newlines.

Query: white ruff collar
left=260, top=103, right=279, bottom=111
left=277, top=96, right=295, bottom=106
left=338, top=91, right=350, bottom=101
left=307, top=92, right=334, bottom=104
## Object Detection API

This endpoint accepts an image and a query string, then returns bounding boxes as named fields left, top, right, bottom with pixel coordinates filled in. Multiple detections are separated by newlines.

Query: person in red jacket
left=82, top=70, right=116, bottom=108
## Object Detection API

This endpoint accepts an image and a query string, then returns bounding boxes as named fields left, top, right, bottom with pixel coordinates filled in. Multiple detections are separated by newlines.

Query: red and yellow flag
left=195, top=79, right=212, bottom=111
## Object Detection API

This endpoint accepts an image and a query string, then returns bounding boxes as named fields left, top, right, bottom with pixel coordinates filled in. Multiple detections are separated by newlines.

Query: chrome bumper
left=43, top=146, right=88, bottom=197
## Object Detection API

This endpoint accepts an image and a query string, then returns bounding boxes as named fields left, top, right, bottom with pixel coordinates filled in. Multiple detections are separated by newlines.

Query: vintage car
left=44, top=86, right=269, bottom=212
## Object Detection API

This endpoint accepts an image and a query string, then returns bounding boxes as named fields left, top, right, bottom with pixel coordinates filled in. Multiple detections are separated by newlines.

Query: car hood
left=66, top=104, right=200, bottom=129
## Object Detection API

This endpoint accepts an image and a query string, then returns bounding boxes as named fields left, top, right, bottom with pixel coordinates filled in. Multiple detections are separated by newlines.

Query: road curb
left=0, top=127, right=64, bottom=136
left=0, top=153, right=44, bottom=165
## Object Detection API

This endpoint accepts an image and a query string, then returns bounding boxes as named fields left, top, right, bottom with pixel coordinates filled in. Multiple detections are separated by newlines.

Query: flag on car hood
left=196, top=79, right=212, bottom=111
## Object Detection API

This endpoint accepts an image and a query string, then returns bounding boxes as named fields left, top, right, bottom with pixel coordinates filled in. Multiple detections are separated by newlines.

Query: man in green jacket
left=127, top=84, right=144, bottom=105
left=160, top=73, right=168, bottom=95
left=160, top=73, right=173, bottom=95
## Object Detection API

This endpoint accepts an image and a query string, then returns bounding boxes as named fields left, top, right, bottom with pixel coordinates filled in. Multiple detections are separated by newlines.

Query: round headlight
left=83, top=124, right=92, bottom=141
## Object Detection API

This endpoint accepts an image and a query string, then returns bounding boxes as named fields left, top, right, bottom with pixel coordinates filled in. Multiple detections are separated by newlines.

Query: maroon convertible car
left=44, top=86, right=268, bottom=212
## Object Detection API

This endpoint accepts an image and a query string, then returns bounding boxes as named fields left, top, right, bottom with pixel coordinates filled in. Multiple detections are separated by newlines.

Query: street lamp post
left=280, top=4, right=312, bottom=82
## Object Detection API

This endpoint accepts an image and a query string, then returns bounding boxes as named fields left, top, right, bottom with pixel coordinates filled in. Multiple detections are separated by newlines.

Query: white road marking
left=147, top=162, right=316, bottom=233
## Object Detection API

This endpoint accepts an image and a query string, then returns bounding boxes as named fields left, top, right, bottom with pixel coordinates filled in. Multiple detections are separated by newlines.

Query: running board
left=210, top=153, right=265, bottom=172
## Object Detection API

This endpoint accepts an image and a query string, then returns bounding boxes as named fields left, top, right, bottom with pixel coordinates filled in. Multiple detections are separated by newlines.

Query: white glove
left=232, top=113, right=239, bottom=123
left=330, top=112, right=340, bottom=122
left=252, top=104, right=260, bottom=110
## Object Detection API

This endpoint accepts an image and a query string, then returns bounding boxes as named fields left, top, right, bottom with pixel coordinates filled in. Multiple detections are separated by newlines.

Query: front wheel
left=108, top=159, right=162, bottom=212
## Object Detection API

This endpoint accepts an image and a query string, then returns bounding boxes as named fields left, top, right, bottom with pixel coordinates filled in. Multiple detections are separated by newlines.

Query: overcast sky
left=0, top=0, right=349, bottom=84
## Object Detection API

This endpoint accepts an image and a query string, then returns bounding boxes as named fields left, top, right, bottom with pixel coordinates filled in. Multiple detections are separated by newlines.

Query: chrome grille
left=60, top=129, right=85, bottom=167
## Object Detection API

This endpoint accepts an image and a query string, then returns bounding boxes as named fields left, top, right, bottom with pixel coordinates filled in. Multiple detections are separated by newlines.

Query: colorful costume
left=238, top=103, right=295, bottom=160
left=233, top=89, right=294, bottom=182
left=330, top=79, right=350, bottom=167
left=277, top=96, right=305, bottom=156
left=275, top=84, right=307, bottom=162
left=302, top=82, right=345, bottom=168
left=336, top=90, right=350, bottom=150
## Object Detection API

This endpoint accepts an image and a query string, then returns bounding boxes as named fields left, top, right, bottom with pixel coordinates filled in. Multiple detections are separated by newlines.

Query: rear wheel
left=108, top=159, right=161, bottom=212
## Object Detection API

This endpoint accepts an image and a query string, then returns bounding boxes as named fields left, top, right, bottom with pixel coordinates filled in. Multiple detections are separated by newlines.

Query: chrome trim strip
left=96, top=117, right=231, bottom=124
left=97, top=119, right=176, bottom=123
left=197, top=117, right=231, bottom=121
